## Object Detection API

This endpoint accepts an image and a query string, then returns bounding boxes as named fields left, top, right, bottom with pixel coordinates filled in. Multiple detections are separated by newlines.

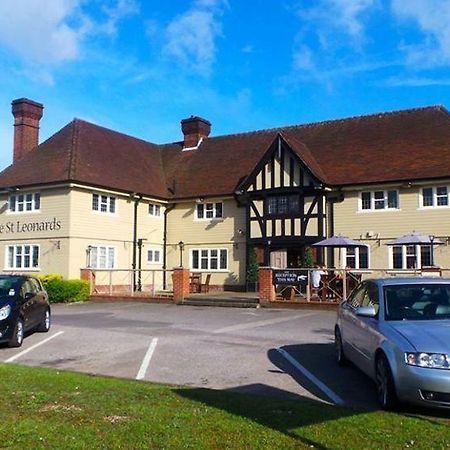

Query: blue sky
left=0, top=0, right=450, bottom=169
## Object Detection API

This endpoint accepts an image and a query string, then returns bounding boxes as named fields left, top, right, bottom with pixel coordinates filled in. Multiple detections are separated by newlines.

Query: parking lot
left=1, top=302, right=379, bottom=410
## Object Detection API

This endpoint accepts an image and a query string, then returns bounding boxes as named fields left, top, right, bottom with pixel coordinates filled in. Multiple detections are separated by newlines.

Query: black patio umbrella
left=312, top=235, right=366, bottom=248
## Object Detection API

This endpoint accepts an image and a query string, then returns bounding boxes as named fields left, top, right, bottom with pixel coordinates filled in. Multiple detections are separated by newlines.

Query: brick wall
left=258, top=267, right=275, bottom=304
left=173, top=268, right=190, bottom=303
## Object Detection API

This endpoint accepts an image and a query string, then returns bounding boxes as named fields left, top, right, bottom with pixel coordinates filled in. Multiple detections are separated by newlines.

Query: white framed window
left=191, top=248, right=228, bottom=271
left=92, top=193, right=116, bottom=214
left=389, top=245, right=432, bottom=269
left=360, top=190, right=399, bottom=211
left=148, top=203, right=161, bottom=217
left=147, top=247, right=162, bottom=264
left=88, top=245, right=116, bottom=268
left=8, top=192, right=40, bottom=213
left=196, top=202, right=223, bottom=220
left=5, top=245, right=40, bottom=270
left=343, top=246, right=370, bottom=269
left=421, top=186, right=449, bottom=208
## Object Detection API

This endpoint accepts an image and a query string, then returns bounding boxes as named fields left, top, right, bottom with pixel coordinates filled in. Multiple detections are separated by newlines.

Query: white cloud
left=100, top=0, right=139, bottom=36
left=0, top=0, right=138, bottom=66
left=162, top=0, right=228, bottom=75
left=391, top=0, right=450, bottom=67
left=0, top=0, right=86, bottom=63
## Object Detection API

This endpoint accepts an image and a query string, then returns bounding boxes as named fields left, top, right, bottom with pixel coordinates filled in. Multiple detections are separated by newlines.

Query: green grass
left=0, top=364, right=449, bottom=449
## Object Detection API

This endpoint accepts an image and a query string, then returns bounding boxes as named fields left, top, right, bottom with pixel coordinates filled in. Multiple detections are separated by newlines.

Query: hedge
left=39, top=274, right=90, bottom=304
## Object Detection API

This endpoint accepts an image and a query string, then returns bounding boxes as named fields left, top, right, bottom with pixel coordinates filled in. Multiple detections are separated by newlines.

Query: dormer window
left=9, top=192, right=40, bottom=213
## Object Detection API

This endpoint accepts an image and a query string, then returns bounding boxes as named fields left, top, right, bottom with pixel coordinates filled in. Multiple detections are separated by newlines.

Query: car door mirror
left=356, top=305, right=377, bottom=318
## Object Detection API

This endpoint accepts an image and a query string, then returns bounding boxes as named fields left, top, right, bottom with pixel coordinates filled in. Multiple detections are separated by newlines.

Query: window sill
left=191, top=269, right=229, bottom=273
left=357, top=209, right=401, bottom=213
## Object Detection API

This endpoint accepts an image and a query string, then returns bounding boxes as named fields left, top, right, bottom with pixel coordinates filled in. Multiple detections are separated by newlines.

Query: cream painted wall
left=0, top=188, right=71, bottom=276
left=334, top=186, right=450, bottom=269
left=166, top=198, right=247, bottom=286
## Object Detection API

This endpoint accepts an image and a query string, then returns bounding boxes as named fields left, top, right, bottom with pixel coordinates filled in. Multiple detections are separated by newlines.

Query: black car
left=0, top=275, right=51, bottom=347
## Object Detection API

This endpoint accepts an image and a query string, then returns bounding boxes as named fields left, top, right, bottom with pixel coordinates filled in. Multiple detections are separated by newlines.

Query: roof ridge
left=202, top=105, right=447, bottom=141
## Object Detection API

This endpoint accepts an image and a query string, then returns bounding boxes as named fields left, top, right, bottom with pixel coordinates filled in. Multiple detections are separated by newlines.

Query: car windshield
left=384, top=284, right=450, bottom=321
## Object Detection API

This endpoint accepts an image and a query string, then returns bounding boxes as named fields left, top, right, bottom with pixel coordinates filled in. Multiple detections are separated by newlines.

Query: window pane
left=406, top=245, right=416, bottom=269
left=422, top=188, right=433, bottom=207
left=9, top=195, right=16, bottom=212
left=148, top=250, right=153, bottom=262
left=109, top=197, right=116, bottom=213
left=345, top=247, right=356, bottom=269
left=436, top=186, right=448, bottom=206
left=289, top=195, right=300, bottom=213
left=155, top=205, right=161, bottom=216
left=393, top=246, right=403, bottom=269
left=201, top=250, right=209, bottom=269
left=387, top=190, right=398, bottom=208
left=8, top=247, right=13, bottom=268
left=421, top=245, right=432, bottom=267
left=278, top=196, right=288, bottom=214
left=99, top=247, right=107, bottom=268
left=92, top=194, right=99, bottom=211
left=359, top=247, right=369, bottom=269
left=361, top=192, right=371, bottom=209
left=215, top=203, right=223, bottom=218
left=154, top=250, right=160, bottom=262
left=205, top=203, right=214, bottom=218
left=220, top=250, right=227, bottom=269
left=192, top=250, right=199, bottom=269
left=197, top=204, right=204, bottom=219
left=267, top=197, right=277, bottom=214
left=374, top=191, right=385, bottom=209
left=34, top=193, right=40, bottom=210
left=100, top=196, right=108, bottom=213
left=108, top=248, right=114, bottom=268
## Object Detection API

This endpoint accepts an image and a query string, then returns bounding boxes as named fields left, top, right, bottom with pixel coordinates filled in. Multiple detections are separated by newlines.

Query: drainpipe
left=163, top=203, right=175, bottom=289
left=130, top=193, right=142, bottom=292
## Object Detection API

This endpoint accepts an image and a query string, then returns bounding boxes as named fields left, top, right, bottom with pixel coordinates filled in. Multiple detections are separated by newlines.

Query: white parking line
left=277, top=348, right=345, bottom=407
left=213, top=313, right=317, bottom=334
left=136, top=338, right=158, bottom=380
left=5, top=331, right=65, bottom=363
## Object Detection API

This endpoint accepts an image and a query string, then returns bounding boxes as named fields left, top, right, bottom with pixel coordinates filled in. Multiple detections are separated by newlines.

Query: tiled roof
left=0, top=105, right=449, bottom=199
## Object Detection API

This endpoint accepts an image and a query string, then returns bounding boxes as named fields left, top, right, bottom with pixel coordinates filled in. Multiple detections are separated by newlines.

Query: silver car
left=335, top=277, right=450, bottom=410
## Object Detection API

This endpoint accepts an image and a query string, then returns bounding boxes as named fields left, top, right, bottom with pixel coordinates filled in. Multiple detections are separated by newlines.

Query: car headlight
left=0, top=304, right=11, bottom=321
left=405, top=352, right=450, bottom=369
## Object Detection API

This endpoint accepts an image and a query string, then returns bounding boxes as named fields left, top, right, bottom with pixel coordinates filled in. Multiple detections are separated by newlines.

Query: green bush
left=39, top=275, right=90, bottom=304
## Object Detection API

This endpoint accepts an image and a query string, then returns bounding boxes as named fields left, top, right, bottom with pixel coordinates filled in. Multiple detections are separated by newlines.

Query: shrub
left=39, top=275, right=90, bottom=304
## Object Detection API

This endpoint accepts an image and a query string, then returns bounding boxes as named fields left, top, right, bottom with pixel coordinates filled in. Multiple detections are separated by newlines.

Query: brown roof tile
left=0, top=105, right=449, bottom=199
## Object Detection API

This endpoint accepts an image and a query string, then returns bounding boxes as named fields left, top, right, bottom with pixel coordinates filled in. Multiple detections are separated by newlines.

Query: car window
left=362, top=282, right=380, bottom=315
left=348, top=283, right=367, bottom=308
left=28, top=278, right=41, bottom=294
left=384, top=284, right=450, bottom=320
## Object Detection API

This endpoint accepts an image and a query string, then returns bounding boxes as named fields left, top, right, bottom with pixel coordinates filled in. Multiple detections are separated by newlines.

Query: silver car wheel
left=375, top=355, right=397, bottom=410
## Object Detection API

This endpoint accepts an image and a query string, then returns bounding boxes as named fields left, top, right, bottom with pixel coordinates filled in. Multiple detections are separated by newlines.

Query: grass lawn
left=0, top=363, right=449, bottom=449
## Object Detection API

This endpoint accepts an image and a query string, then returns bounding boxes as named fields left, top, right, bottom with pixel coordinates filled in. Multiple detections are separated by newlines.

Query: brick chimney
left=11, top=98, right=44, bottom=162
left=181, top=116, right=211, bottom=149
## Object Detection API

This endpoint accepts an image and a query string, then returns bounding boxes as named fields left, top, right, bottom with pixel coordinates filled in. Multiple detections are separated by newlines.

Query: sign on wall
left=0, top=217, right=61, bottom=234
left=273, top=269, right=308, bottom=286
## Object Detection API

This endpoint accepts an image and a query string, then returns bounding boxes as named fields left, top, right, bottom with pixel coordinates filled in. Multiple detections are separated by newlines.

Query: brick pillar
left=80, top=269, right=94, bottom=294
left=259, top=267, right=275, bottom=304
left=173, top=268, right=190, bottom=304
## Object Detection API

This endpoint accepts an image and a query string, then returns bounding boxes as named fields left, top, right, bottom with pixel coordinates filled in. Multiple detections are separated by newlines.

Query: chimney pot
left=181, top=116, right=211, bottom=149
left=11, top=98, right=44, bottom=162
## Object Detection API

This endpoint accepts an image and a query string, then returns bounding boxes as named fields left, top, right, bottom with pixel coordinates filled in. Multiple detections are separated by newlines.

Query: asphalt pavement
left=0, top=302, right=379, bottom=410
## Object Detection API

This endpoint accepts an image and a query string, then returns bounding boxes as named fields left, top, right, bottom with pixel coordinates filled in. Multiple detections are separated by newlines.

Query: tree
left=247, top=246, right=259, bottom=285
left=303, top=247, right=314, bottom=268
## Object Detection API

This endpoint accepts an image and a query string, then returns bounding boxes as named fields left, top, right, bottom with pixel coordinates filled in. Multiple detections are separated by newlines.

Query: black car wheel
left=375, top=354, right=397, bottom=410
left=335, top=327, right=347, bottom=366
left=8, top=318, right=24, bottom=348
left=36, top=308, right=51, bottom=333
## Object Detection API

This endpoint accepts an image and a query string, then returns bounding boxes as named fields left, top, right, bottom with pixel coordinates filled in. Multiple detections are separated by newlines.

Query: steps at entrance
left=182, top=295, right=259, bottom=308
